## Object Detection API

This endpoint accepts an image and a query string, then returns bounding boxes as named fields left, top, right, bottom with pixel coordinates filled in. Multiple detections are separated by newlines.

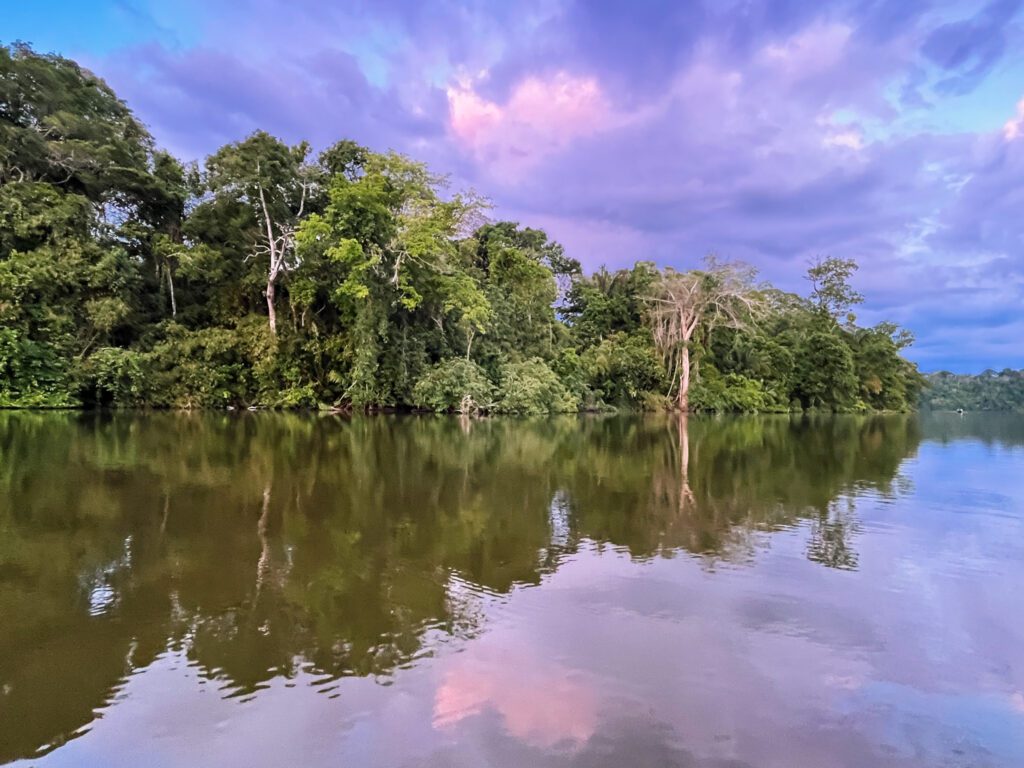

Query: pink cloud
left=433, top=644, right=599, bottom=749
left=1003, top=96, right=1024, bottom=141
left=1012, top=691, right=1024, bottom=714
left=447, top=71, right=612, bottom=178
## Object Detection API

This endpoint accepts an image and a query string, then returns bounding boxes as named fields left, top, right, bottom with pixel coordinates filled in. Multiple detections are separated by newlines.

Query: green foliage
left=580, top=332, right=665, bottom=408
left=147, top=324, right=256, bottom=408
left=0, top=43, right=154, bottom=198
left=413, top=358, right=494, bottom=413
left=564, top=262, right=657, bottom=346
left=806, top=256, right=863, bottom=323
left=851, top=324, right=924, bottom=410
left=708, top=327, right=795, bottom=410
left=496, top=359, right=579, bottom=415
left=472, top=223, right=564, bottom=370
left=0, top=44, right=927, bottom=416
left=0, top=327, right=74, bottom=407
left=688, top=366, right=775, bottom=412
left=793, top=329, right=859, bottom=411
left=77, top=347, right=149, bottom=407
left=921, top=369, right=1024, bottom=412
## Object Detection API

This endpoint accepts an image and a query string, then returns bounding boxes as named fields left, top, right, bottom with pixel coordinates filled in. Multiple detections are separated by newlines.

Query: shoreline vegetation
left=1, top=44, right=930, bottom=414
left=921, top=369, right=1024, bottom=413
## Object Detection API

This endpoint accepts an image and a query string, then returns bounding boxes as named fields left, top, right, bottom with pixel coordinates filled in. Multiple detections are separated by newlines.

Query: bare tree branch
left=646, top=259, right=761, bottom=410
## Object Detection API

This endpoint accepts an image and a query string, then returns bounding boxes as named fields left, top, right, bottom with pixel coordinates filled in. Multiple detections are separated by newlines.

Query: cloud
left=447, top=71, right=613, bottom=178
left=759, top=21, right=853, bottom=73
left=921, top=0, right=1022, bottom=95
left=1004, top=96, right=1024, bottom=139
left=98, top=41, right=450, bottom=162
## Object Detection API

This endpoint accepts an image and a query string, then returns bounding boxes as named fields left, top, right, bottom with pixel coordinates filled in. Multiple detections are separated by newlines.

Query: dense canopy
left=1, top=44, right=925, bottom=413
left=922, top=370, right=1024, bottom=413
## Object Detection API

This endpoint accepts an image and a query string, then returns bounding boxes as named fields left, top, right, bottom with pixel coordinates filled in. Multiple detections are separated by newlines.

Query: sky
left=4, top=0, right=1024, bottom=372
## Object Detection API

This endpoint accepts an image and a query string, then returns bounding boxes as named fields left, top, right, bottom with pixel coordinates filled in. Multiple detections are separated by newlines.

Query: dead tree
left=647, top=259, right=759, bottom=410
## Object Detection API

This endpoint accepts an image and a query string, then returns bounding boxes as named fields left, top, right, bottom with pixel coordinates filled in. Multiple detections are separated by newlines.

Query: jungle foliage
left=921, top=369, right=1024, bottom=412
left=1, top=44, right=925, bottom=413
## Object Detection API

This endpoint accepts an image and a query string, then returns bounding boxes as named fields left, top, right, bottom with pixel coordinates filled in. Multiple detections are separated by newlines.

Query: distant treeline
left=922, top=370, right=1024, bottom=412
left=1, top=43, right=924, bottom=413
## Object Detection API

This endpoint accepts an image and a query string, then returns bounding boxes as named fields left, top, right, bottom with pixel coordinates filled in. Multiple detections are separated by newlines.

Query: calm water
left=1, top=412, right=1023, bottom=767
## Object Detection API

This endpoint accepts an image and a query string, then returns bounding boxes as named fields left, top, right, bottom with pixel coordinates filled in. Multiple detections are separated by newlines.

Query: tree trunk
left=678, top=345, right=690, bottom=411
left=266, top=279, right=277, bottom=336
left=166, top=265, right=177, bottom=318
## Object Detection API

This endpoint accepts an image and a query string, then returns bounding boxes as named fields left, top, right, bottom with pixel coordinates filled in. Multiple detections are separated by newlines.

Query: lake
left=1, top=412, right=1022, bottom=767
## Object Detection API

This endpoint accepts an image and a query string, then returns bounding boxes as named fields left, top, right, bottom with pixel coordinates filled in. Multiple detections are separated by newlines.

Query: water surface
left=1, top=412, right=1022, bottom=767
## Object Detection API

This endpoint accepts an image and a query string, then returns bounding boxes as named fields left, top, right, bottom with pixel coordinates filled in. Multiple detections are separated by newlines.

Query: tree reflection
left=0, top=411, right=923, bottom=761
left=557, top=413, right=920, bottom=564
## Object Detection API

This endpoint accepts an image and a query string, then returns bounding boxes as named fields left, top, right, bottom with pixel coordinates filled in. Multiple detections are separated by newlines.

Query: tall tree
left=0, top=43, right=159, bottom=406
left=647, top=259, right=759, bottom=411
left=0, top=43, right=153, bottom=198
left=793, top=327, right=858, bottom=409
left=806, top=256, right=863, bottom=323
left=204, top=132, right=318, bottom=335
left=296, top=151, right=487, bottom=404
left=564, top=262, right=658, bottom=347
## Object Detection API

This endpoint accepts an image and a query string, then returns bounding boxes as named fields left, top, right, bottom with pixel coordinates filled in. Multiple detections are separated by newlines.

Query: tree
left=646, top=259, right=759, bottom=410
left=204, top=131, right=318, bottom=336
left=563, top=262, right=658, bottom=347
left=793, top=328, right=858, bottom=410
left=0, top=43, right=153, bottom=199
left=580, top=332, right=665, bottom=407
left=495, top=358, right=578, bottom=414
left=413, top=358, right=493, bottom=413
left=133, top=151, right=190, bottom=319
left=806, top=256, right=863, bottom=323
left=470, top=222, right=566, bottom=372
left=850, top=323, right=922, bottom=410
left=0, top=43, right=162, bottom=406
left=295, top=151, right=487, bottom=405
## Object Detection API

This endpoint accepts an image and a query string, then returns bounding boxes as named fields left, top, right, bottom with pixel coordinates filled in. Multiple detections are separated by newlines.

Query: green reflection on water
left=0, top=411, right=942, bottom=761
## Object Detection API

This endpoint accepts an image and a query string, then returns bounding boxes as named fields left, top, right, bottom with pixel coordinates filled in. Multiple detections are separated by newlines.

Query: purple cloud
left=922, top=0, right=1021, bottom=94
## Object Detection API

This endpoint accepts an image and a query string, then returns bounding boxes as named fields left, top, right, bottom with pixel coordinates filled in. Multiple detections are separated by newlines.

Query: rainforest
left=0, top=44, right=925, bottom=413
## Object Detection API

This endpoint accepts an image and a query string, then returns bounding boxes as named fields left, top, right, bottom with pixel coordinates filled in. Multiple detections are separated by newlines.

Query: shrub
left=0, top=327, right=75, bottom=407
left=413, top=358, right=494, bottom=413
left=581, top=332, right=665, bottom=407
left=690, top=367, right=771, bottom=412
left=495, top=358, right=579, bottom=415
left=273, top=384, right=321, bottom=409
left=148, top=324, right=255, bottom=408
left=641, top=391, right=673, bottom=411
left=78, top=347, right=150, bottom=407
